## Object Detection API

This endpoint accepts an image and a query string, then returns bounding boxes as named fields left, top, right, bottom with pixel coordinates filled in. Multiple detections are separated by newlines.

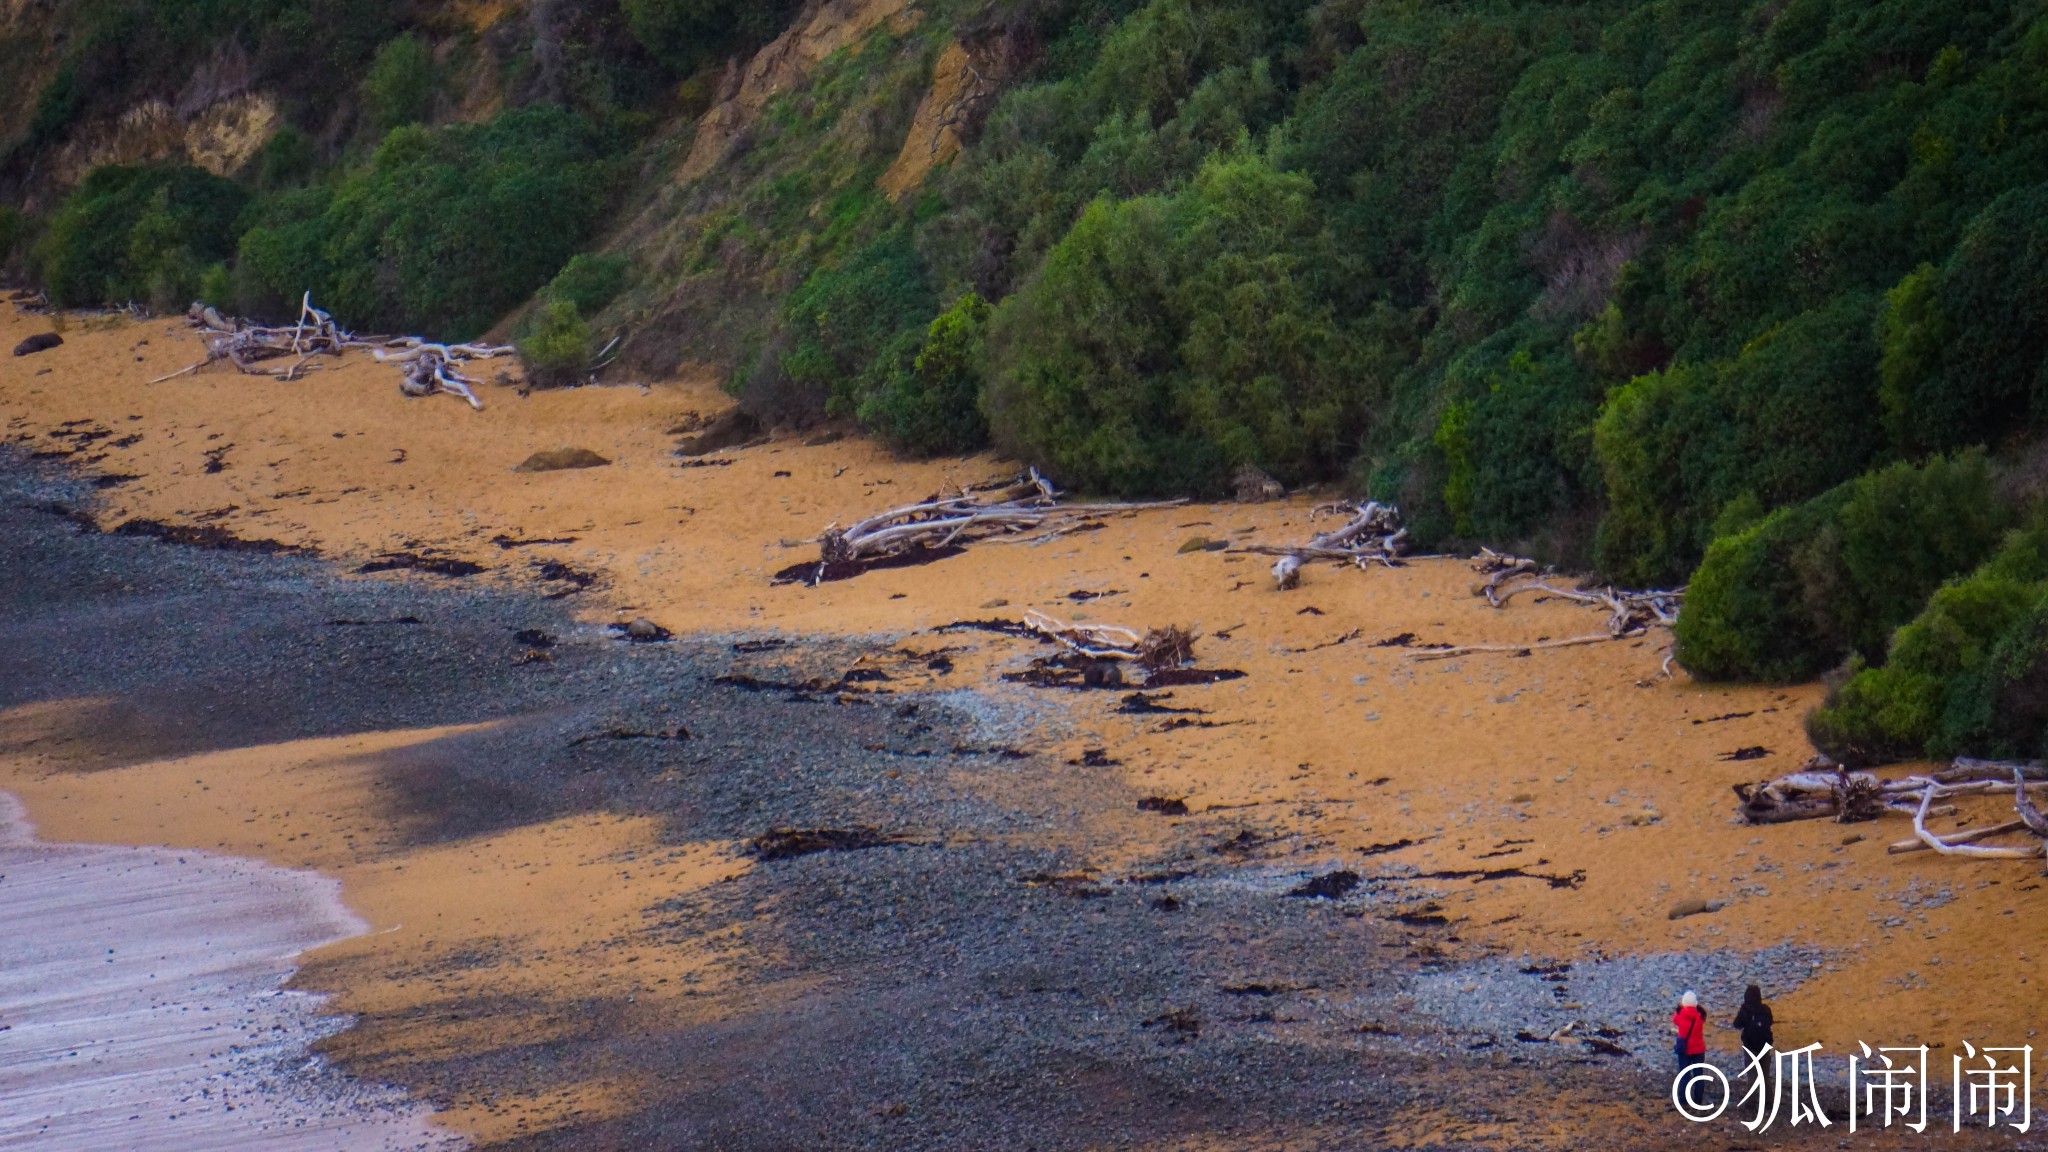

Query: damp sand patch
left=0, top=794, right=456, bottom=1151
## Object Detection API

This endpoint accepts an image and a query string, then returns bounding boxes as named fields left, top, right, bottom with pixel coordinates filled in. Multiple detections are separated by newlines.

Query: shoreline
left=3, top=305, right=2042, bottom=1149
left=0, top=791, right=455, bottom=1151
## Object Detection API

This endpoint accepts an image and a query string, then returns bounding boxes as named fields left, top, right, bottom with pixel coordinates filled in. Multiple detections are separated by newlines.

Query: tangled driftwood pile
left=1023, top=610, right=1196, bottom=670
left=151, top=295, right=510, bottom=409
left=800, top=470, right=1182, bottom=584
left=1736, top=757, right=2048, bottom=862
left=1236, top=501, right=1409, bottom=589
left=1415, top=548, right=1685, bottom=667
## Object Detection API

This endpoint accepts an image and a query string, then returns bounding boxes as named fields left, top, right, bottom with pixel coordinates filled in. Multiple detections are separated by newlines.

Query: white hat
left=1681, top=990, right=1698, bottom=1007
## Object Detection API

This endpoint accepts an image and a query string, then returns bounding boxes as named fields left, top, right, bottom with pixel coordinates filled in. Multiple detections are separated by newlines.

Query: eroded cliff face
left=46, top=94, right=280, bottom=190
left=677, top=0, right=922, bottom=183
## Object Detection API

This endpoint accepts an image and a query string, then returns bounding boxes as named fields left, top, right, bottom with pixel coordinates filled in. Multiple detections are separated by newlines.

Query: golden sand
left=4, top=305, right=2044, bottom=1142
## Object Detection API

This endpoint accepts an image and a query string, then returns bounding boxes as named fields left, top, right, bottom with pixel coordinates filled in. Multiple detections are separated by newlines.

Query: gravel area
left=1407, top=945, right=1831, bottom=1066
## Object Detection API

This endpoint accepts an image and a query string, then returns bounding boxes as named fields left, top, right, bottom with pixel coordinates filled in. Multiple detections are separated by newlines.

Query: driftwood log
left=1023, top=610, right=1196, bottom=670
left=1235, top=501, right=1409, bottom=589
left=807, top=470, right=1182, bottom=582
left=152, top=294, right=510, bottom=409
left=1736, top=756, right=2048, bottom=864
left=1414, top=549, right=1684, bottom=668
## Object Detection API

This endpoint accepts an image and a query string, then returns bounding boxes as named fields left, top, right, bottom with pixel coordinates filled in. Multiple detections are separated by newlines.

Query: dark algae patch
left=356, top=552, right=486, bottom=577
left=749, top=827, right=908, bottom=861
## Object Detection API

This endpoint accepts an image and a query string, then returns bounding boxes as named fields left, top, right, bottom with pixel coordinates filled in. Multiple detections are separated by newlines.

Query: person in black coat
left=1733, top=984, right=1774, bottom=1060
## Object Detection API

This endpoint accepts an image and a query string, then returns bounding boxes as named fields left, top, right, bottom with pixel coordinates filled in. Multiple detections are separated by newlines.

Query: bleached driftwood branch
left=1416, top=549, right=1684, bottom=669
left=807, top=469, right=1182, bottom=581
left=154, top=294, right=510, bottom=409
left=1738, top=758, right=2048, bottom=863
left=1023, top=610, right=1196, bottom=670
left=1235, top=501, right=1409, bottom=589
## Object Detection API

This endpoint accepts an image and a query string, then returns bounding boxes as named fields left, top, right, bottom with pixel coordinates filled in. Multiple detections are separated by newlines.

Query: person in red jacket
left=1672, top=990, right=1708, bottom=1072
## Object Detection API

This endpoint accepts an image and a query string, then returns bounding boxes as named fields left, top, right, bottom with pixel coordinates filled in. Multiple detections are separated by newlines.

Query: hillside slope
left=8, top=0, right=2048, bottom=758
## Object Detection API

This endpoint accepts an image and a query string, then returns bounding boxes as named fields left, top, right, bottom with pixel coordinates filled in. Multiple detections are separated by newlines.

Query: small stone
left=514, top=447, right=611, bottom=472
left=12, top=332, right=62, bottom=357
left=1668, top=898, right=1725, bottom=921
left=1510, top=792, right=1536, bottom=804
left=1842, top=832, right=1865, bottom=845
left=1178, top=536, right=1213, bottom=554
left=624, top=617, right=667, bottom=641
left=980, top=598, right=1009, bottom=609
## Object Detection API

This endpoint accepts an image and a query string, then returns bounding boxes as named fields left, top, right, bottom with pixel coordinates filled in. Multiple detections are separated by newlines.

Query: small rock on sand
left=1668, top=898, right=1726, bottom=920
left=514, top=447, right=611, bottom=473
left=624, top=617, right=669, bottom=641
left=13, top=332, right=62, bottom=357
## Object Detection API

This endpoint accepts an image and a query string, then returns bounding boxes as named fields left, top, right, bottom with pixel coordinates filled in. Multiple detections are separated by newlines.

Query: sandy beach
left=3, top=303, right=2043, bottom=1149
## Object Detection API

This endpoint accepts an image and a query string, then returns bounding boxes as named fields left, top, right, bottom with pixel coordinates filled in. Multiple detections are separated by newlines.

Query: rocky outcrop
left=877, top=40, right=997, bottom=201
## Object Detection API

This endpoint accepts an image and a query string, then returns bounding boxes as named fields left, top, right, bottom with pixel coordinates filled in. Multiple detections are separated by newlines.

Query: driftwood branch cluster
left=153, top=294, right=511, bottom=410
left=1415, top=548, right=1685, bottom=667
left=1237, top=501, right=1409, bottom=589
left=1737, top=757, right=2048, bottom=863
left=1023, top=610, right=1195, bottom=670
left=809, top=470, right=1183, bottom=581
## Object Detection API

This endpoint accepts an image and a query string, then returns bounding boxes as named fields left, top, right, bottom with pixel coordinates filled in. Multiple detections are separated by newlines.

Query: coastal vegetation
left=7, top=0, right=2048, bottom=760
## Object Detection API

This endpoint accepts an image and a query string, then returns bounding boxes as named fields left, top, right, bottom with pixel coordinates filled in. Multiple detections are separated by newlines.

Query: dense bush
left=517, top=298, right=594, bottom=387
left=858, top=292, right=992, bottom=456
left=1593, top=294, right=1886, bottom=585
left=771, top=226, right=939, bottom=434
left=1877, top=184, right=2048, bottom=455
left=361, top=34, right=437, bottom=134
left=1674, top=452, right=2013, bottom=681
left=984, top=153, right=1374, bottom=494
left=545, top=253, right=633, bottom=316
left=235, top=106, right=624, bottom=339
left=1809, top=524, right=2048, bottom=763
left=36, top=166, right=250, bottom=310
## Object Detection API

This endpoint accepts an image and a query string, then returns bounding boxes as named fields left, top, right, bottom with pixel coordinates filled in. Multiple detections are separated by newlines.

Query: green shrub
left=236, top=106, right=623, bottom=339
left=1675, top=452, right=2012, bottom=681
left=362, top=34, right=436, bottom=134
left=544, top=253, right=633, bottom=316
left=517, top=298, right=594, bottom=387
left=256, top=125, right=318, bottom=189
left=1436, top=343, right=1604, bottom=543
left=984, top=153, right=1372, bottom=495
left=1877, top=184, right=2048, bottom=455
left=1594, top=295, right=1886, bottom=584
left=858, top=292, right=992, bottom=455
left=1672, top=496, right=1845, bottom=683
left=770, top=228, right=938, bottom=430
left=36, top=166, right=250, bottom=310
left=1809, top=524, right=2048, bottom=763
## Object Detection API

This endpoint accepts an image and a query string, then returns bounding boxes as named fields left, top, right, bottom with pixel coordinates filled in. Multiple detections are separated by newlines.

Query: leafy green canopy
left=984, top=153, right=1379, bottom=494
left=36, top=165, right=249, bottom=310
left=1674, top=452, right=2012, bottom=682
left=235, top=106, right=624, bottom=340
left=1809, top=523, right=2048, bottom=763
